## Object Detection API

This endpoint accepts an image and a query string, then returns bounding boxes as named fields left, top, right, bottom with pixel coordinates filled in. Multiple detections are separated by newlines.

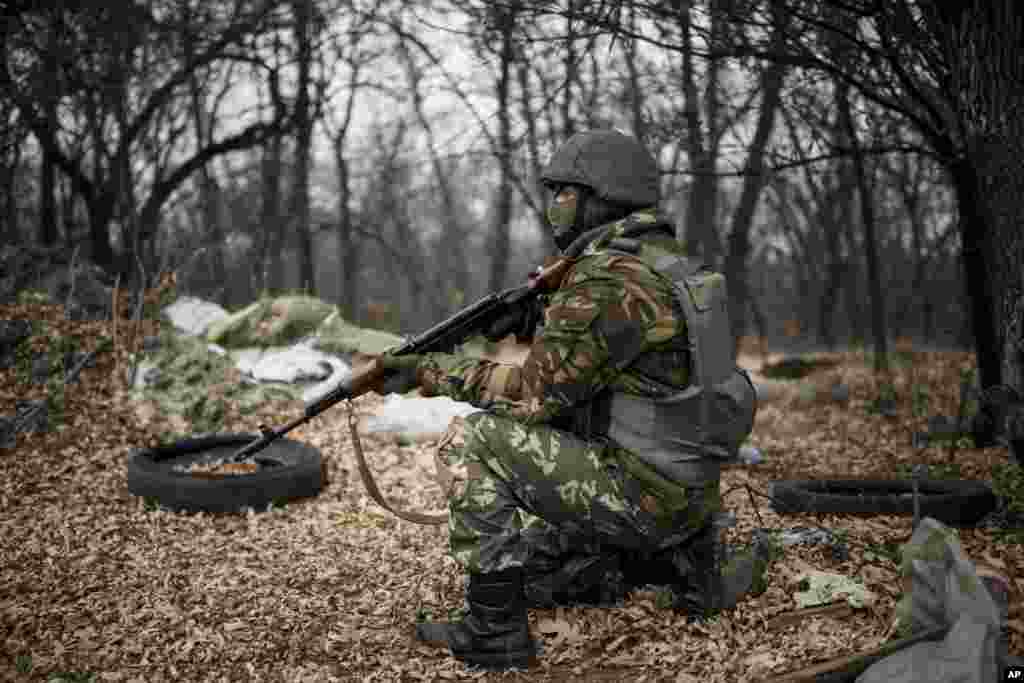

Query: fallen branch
left=765, top=601, right=856, bottom=632
left=764, top=624, right=948, bottom=683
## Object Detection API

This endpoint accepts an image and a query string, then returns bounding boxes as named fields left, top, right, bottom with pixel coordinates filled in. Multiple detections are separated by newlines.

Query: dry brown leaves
left=1, top=308, right=1020, bottom=682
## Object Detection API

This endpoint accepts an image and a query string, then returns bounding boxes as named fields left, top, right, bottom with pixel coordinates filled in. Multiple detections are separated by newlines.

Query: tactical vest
left=591, top=243, right=758, bottom=488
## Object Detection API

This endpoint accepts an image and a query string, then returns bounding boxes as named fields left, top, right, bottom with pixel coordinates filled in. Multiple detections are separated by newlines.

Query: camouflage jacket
left=419, top=209, right=693, bottom=430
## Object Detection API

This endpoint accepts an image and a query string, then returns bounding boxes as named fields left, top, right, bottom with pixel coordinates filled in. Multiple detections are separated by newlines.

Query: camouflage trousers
left=434, top=411, right=721, bottom=590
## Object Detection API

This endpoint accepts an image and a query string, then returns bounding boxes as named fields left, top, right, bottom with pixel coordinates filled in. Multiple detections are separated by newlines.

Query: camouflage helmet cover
left=540, top=129, right=660, bottom=207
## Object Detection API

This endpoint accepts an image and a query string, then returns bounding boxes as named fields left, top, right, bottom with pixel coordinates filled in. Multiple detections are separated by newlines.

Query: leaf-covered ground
left=1, top=301, right=1021, bottom=682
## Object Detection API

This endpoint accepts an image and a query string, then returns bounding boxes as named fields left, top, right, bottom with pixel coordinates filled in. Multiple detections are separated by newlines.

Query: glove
left=373, top=353, right=424, bottom=395
left=483, top=296, right=546, bottom=342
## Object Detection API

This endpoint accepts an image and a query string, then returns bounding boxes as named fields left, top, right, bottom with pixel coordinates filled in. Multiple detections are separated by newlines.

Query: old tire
left=127, top=433, right=324, bottom=513
left=768, top=478, right=997, bottom=527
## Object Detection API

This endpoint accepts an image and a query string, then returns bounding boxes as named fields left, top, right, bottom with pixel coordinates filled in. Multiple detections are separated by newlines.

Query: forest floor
left=1, top=299, right=1022, bottom=683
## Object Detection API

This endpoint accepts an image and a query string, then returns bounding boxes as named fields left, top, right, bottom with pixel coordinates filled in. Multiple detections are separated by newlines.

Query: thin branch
left=662, top=144, right=932, bottom=177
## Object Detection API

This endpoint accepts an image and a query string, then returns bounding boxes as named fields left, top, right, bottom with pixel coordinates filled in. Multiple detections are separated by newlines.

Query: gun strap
left=345, top=401, right=447, bottom=526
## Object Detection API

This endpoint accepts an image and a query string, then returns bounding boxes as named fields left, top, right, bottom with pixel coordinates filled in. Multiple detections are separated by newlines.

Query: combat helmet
left=540, top=129, right=660, bottom=207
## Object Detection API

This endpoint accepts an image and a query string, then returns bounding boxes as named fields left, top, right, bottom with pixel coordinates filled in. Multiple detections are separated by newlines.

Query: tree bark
left=932, top=0, right=1024, bottom=413
left=950, top=158, right=1002, bottom=388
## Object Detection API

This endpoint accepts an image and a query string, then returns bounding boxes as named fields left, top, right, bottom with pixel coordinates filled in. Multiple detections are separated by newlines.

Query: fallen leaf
left=536, top=617, right=584, bottom=648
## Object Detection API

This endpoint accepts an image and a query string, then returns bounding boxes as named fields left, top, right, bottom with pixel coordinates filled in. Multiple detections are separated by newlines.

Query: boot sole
left=458, top=648, right=538, bottom=670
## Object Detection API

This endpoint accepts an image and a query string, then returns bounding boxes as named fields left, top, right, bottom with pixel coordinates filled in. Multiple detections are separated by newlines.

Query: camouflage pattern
left=434, top=411, right=720, bottom=575
left=419, top=209, right=693, bottom=425
left=417, top=208, right=723, bottom=576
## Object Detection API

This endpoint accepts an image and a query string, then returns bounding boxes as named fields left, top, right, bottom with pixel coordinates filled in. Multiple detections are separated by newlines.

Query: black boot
left=415, top=567, right=537, bottom=670
left=525, top=552, right=627, bottom=608
left=671, top=525, right=774, bottom=617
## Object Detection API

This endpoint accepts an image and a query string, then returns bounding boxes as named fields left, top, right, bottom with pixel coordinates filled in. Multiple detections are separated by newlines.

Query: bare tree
left=921, top=0, right=1024, bottom=422
left=1, top=0, right=291, bottom=278
left=289, top=0, right=328, bottom=294
left=259, top=33, right=288, bottom=294
left=325, top=9, right=381, bottom=322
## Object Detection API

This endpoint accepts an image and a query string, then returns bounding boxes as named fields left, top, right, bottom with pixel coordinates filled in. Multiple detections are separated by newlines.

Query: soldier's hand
left=372, top=352, right=424, bottom=395
left=483, top=297, right=545, bottom=343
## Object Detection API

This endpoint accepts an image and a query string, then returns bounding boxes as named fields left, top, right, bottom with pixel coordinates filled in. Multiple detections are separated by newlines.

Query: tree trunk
left=36, top=27, right=59, bottom=246
left=334, top=138, right=359, bottom=323
left=189, top=65, right=225, bottom=300
left=61, top=173, right=76, bottom=248
left=965, top=3, right=1024, bottom=404
left=837, top=85, right=888, bottom=371
left=950, top=158, right=1003, bottom=387
left=488, top=4, right=515, bottom=293
left=291, top=0, right=316, bottom=294
left=561, top=1, right=577, bottom=140
left=678, top=0, right=720, bottom=264
left=819, top=81, right=857, bottom=350
left=623, top=1, right=646, bottom=144
left=3, top=140, right=19, bottom=244
left=724, top=0, right=786, bottom=358
left=37, top=124, right=58, bottom=245
left=331, top=51, right=363, bottom=322
left=260, top=54, right=285, bottom=294
left=517, top=61, right=550, bottom=249
left=929, top=0, right=1024, bottom=415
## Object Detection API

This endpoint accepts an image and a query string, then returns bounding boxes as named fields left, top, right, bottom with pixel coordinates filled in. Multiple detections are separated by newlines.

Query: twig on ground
left=746, top=483, right=767, bottom=528
left=763, top=624, right=948, bottom=682
left=765, top=601, right=856, bottom=632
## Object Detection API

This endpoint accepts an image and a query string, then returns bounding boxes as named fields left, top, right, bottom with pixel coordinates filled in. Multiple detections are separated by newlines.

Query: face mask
left=547, top=190, right=580, bottom=251
left=546, top=203, right=576, bottom=228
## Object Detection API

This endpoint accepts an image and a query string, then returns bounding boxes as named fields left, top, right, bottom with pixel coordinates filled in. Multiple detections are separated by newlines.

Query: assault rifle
left=228, top=252, right=581, bottom=465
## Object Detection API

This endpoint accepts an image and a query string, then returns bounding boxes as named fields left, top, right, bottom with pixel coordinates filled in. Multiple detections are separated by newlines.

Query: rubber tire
left=768, top=478, right=997, bottom=527
left=127, top=433, right=324, bottom=513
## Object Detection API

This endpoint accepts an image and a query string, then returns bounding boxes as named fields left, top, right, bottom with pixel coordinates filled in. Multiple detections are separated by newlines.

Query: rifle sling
left=345, top=400, right=447, bottom=526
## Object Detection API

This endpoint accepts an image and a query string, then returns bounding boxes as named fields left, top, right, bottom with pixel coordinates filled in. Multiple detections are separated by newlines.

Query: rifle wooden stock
left=532, top=257, right=574, bottom=292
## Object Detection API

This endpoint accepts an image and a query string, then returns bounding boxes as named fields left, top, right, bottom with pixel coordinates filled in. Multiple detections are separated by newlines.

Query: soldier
left=375, top=129, right=765, bottom=670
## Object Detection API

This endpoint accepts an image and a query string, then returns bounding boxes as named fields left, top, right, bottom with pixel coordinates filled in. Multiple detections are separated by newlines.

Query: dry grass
left=1, top=303, right=1020, bottom=682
